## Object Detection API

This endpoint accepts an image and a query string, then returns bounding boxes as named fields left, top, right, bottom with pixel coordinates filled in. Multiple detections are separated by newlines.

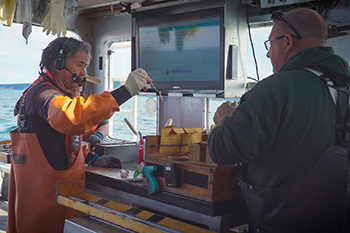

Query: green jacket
left=208, top=46, right=350, bottom=188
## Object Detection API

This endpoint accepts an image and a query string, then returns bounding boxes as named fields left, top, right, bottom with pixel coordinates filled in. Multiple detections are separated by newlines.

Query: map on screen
left=139, top=16, right=221, bottom=84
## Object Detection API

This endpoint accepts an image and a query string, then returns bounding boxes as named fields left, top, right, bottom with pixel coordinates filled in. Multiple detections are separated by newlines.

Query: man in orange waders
left=8, top=37, right=151, bottom=233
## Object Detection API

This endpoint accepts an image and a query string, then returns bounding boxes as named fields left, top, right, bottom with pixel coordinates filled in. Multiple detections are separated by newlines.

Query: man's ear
left=283, top=34, right=294, bottom=53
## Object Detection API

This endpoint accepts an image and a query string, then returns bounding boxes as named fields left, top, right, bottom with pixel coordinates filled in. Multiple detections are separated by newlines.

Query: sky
left=0, top=23, right=273, bottom=84
left=0, top=23, right=77, bottom=84
left=247, top=26, right=273, bottom=81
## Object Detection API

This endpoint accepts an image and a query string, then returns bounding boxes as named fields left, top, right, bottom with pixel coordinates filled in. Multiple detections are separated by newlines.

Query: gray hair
left=40, top=37, right=92, bottom=73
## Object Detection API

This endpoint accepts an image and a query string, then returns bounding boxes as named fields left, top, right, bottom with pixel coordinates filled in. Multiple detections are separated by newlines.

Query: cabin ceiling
left=75, top=0, right=183, bottom=12
left=71, top=0, right=204, bottom=19
left=76, top=0, right=130, bottom=11
left=74, top=0, right=346, bottom=17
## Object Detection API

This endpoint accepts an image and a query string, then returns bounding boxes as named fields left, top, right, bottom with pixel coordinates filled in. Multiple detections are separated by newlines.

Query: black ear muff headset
left=54, top=45, right=65, bottom=70
left=54, top=39, right=82, bottom=84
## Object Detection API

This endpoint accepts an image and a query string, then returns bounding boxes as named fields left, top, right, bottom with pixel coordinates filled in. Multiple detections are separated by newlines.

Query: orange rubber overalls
left=7, top=70, right=120, bottom=233
left=8, top=130, right=85, bottom=233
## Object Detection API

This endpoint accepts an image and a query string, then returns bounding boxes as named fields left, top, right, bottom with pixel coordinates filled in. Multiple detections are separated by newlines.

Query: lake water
left=0, top=89, right=20, bottom=141
left=0, top=88, right=237, bottom=142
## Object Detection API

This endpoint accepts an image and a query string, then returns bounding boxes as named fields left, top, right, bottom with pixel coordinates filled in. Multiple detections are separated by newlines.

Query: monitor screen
left=133, top=8, right=224, bottom=94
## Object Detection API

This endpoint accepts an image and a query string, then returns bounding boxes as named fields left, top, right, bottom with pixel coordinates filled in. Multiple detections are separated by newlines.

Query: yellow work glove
left=124, top=68, right=149, bottom=96
left=41, top=0, right=66, bottom=37
left=0, top=0, right=18, bottom=26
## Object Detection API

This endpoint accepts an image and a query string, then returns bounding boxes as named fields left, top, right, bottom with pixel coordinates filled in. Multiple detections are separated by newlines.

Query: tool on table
left=142, top=165, right=159, bottom=195
left=124, top=118, right=138, bottom=136
left=124, top=118, right=143, bottom=141
left=149, top=81, right=163, bottom=101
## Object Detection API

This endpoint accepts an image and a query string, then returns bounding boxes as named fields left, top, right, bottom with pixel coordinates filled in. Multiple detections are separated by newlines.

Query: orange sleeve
left=82, top=125, right=99, bottom=141
left=47, top=91, right=119, bottom=136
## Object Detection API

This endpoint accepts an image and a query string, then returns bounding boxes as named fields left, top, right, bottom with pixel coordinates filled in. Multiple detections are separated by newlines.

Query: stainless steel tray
left=95, top=142, right=139, bottom=163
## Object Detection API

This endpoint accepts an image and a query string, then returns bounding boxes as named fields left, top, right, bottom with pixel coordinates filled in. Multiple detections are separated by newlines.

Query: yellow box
left=159, top=126, right=205, bottom=154
left=181, top=128, right=205, bottom=152
left=159, top=126, right=184, bottom=154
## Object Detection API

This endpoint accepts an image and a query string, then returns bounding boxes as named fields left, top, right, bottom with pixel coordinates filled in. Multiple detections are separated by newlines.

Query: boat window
left=0, top=23, right=79, bottom=84
left=107, top=41, right=157, bottom=142
left=0, top=23, right=78, bottom=141
left=208, top=26, right=272, bottom=128
left=106, top=26, right=272, bottom=139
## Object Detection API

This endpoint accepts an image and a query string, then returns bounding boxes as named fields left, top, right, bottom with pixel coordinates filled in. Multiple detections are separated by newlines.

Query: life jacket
left=14, top=72, right=82, bottom=168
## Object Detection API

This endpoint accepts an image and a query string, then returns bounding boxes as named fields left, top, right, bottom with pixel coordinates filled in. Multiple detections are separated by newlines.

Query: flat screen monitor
left=133, top=7, right=224, bottom=94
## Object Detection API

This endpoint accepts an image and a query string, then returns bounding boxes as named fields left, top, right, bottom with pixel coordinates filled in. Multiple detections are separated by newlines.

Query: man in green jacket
left=208, top=8, right=350, bottom=233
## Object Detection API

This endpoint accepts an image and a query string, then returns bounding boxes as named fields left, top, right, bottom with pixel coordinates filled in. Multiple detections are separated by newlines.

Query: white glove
left=124, top=68, right=149, bottom=96
left=41, top=0, right=67, bottom=37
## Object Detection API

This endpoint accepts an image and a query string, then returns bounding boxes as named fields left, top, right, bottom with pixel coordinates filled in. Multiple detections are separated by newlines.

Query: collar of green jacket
left=277, top=46, right=350, bottom=86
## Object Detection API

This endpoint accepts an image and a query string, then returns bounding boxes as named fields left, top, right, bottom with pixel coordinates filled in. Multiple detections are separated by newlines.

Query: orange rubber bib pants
left=7, top=130, right=85, bottom=233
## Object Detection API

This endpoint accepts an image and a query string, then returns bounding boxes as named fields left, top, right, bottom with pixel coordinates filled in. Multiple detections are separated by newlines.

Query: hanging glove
left=86, top=132, right=103, bottom=149
left=124, top=68, right=151, bottom=96
left=90, top=154, right=122, bottom=168
left=41, top=0, right=67, bottom=37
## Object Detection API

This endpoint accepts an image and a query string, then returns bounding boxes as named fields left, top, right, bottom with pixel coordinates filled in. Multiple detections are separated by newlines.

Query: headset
left=54, top=39, right=82, bottom=84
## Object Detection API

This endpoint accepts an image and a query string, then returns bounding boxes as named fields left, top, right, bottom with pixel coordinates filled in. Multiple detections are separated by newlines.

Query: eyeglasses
left=271, top=11, right=302, bottom=40
left=264, top=35, right=285, bottom=51
left=264, top=11, right=302, bottom=51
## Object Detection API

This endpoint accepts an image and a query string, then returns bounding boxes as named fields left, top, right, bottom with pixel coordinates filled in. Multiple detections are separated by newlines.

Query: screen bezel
left=132, top=7, right=225, bottom=94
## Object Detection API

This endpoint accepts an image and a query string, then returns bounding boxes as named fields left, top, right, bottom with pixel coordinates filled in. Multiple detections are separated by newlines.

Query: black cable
left=246, top=6, right=260, bottom=82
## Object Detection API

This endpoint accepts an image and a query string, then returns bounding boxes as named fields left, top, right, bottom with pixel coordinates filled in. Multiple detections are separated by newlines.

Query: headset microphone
left=64, top=67, right=82, bottom=84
